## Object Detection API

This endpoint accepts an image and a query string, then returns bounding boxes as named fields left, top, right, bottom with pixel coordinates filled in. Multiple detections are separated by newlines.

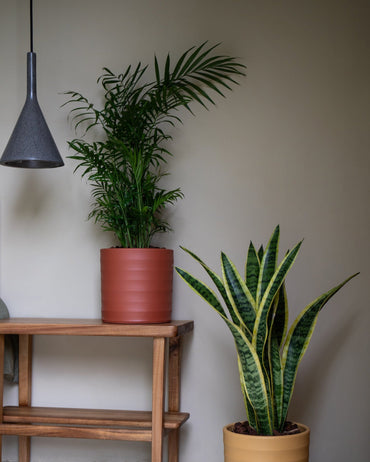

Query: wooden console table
left=0, top=318, right=194, bottom=462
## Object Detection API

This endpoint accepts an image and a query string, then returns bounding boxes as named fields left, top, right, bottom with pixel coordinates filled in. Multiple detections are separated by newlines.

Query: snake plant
left=63, top=42, right=245, bottom=248
left=175, top=225, right=358, bottom=435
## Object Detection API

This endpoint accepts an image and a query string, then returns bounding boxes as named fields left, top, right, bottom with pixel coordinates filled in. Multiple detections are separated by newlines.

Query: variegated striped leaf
left=268, top=284, right=287, bottom=429
left=252, top=241, right=302, bottom=360
left=225, top=320, right=273, bottom=435
left=272, top=283, right=288, bottom=350
left=245, top=242, right=260, bottom=301
left=280, top=272, right=359, bottom=425
left=257, top=245, right=264, bottom=262
left=221, top=252, right=256, bottom=339
left=256, top=225, right=280, bottom=306
left=179, top=246, right=239, bottom=325
left=269, top=336, right=283, bottom=430
left=175, top=267, right=227, bottom=318
left=262, top=296, right=278, bottom=424
left=176, top=229, right=359, bottom=436
left=238, top=355, right=258, bottom=430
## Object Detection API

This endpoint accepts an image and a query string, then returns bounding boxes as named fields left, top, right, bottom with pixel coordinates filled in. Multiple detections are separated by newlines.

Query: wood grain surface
left=0, top=318, right=194, bottom=337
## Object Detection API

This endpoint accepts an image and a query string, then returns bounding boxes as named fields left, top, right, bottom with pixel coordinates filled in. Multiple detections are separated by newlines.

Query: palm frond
left=64, top=43, right=245, bottom=247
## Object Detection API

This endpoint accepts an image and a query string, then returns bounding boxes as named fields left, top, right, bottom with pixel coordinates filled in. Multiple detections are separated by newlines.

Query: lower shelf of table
left=0, top=406, right=189, bottom=441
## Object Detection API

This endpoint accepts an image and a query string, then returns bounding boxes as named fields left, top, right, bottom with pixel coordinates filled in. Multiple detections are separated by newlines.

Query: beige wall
left=0, top=0, right=368, bottom=461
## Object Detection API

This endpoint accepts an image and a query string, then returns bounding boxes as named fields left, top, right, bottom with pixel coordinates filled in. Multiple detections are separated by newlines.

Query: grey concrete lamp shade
left=0, top=52, right=64, bottom=168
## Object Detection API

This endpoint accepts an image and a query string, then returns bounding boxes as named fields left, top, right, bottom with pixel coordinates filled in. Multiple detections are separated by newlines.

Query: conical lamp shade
left=0, top=53, right=64, bottom=168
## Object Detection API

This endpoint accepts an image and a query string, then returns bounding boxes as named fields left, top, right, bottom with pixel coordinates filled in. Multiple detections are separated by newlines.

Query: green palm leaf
left=65, top=43, right=245, bottom=248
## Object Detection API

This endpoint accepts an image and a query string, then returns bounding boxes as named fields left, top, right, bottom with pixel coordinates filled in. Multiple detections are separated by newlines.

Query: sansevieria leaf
left=177, top=227, right=359, bottom=435
left=225, top=320, right=273, bottom=435
left=245, top=241, right=260, bottom=301
left=175, top=267, right=227, bottom=318
left=253, top=241, right=302, bottom=360
left=179, top=247, right=238, bottom=325
left=237, top=355, right=258, bottom=430
left=269, top=336, right=283, bottom=429
left=221, top=252, right=256, bottom=338
left=256, top=225, right=280, bottom=306
left=272, top=283, right=288, bottom=350
left=280, top=272, right=359, bottom=426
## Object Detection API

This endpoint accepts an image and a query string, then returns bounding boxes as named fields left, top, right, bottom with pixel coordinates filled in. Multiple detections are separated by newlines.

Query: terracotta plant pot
left=101, top=248, right=173, bottom=324
left=223, top=423, right=310, bottom=462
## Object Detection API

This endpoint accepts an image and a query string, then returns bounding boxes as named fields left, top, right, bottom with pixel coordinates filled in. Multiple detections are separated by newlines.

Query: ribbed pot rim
left=223, top=423, right=310, bottom=440
left=100, top=248, right=173, bottom=252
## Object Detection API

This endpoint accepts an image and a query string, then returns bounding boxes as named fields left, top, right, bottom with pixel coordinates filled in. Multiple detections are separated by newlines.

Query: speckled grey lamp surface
left=0, top=52, right=64, bottom=168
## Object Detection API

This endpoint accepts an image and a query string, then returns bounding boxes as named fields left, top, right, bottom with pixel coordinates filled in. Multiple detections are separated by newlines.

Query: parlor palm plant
left=64, top=42, right=245, bottom=248
left=176, top=225, right=358, bottom=436
left=63, top=43, right=245, bottom=324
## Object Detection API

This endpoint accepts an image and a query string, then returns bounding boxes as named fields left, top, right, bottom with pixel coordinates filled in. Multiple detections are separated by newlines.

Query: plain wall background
left=0, top=0, right=369, bottom=461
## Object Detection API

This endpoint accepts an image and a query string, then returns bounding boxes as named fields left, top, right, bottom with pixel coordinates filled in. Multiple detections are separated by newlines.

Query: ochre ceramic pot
left=223, top=423, right=310, bottom=462
left=101, top=248, right=173, bottom=324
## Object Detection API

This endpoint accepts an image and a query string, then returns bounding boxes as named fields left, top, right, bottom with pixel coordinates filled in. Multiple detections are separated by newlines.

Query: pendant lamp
left=0, top=0, right=64, bottom=168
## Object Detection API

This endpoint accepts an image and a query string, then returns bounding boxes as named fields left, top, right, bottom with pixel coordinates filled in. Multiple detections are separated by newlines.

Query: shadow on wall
left=4, top=170, right=108, bottom=246
left=8, top=173, right=58, bottom=221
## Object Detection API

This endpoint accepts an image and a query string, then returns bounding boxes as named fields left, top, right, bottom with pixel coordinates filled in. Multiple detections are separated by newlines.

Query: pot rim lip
left=223, top=422, right=310, bottom=439
left=100, top=247, right=173, bottom=252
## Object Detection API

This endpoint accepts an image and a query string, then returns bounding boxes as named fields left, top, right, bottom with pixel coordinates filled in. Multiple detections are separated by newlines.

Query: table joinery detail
left=0, top=319, right=193, bottom=462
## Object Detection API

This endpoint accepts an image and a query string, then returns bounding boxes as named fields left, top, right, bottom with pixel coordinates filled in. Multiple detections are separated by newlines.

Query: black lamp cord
left=30, top=0, right=34, bottom=52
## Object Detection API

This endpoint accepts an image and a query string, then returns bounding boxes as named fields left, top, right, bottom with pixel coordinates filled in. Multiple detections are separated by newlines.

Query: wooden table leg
left=0, top=335, right=5, bottom=462
left=152, top=337, right=166, bottom=462
left=168, top=337, right=181, bottom=462
left=18, top=335, right=32, bottom=462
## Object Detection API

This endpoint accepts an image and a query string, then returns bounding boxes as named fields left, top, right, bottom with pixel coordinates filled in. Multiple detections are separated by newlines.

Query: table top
left=0, top=318, right=194, bottom=338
